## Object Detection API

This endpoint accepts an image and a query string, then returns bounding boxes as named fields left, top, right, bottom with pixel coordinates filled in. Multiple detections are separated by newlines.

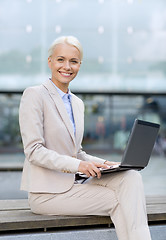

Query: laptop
left=100, top=119, right=160, bottom=174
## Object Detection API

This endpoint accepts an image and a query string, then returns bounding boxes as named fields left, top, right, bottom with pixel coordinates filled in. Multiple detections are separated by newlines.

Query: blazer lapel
left=42, top=80, right=76, bottom=145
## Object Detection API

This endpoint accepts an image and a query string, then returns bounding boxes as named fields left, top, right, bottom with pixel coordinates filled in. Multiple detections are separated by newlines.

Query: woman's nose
left=63, top=61, right=71, bottom=70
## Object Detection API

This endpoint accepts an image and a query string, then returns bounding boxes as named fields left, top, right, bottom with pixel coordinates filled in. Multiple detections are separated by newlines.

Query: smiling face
left=48, top=43, right=81, bottom=93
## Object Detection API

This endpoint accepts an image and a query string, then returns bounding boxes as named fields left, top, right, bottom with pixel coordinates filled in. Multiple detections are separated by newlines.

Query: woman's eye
left=57, top=58, right=64, bottom=62
left=71, top=60, right=79, bottom=64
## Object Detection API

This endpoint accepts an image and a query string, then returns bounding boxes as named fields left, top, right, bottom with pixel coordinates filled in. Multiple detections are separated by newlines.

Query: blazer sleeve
left=19, top=87, right=81, bottom=174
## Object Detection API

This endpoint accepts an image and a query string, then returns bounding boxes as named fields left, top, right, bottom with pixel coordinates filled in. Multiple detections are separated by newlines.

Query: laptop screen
left=121, top=119, right=160, bottom=168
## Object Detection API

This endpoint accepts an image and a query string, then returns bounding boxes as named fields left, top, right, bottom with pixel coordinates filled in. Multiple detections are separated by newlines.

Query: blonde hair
left=48, top=36, right=83, bottom=60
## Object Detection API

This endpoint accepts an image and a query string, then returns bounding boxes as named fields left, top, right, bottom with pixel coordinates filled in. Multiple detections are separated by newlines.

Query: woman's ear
left=48, top=57, right=51, bottom=69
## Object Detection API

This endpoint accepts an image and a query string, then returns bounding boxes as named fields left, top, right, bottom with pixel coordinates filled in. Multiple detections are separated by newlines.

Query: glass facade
left=0, top=0, right=166, bottom=91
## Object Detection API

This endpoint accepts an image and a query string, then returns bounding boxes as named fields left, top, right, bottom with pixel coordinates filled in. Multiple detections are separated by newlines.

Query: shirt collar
left=49, top=78, right=72, bottom=99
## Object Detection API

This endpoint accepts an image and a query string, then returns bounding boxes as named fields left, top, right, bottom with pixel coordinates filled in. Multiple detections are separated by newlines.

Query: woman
left=19, top=36, right=152, bottom=240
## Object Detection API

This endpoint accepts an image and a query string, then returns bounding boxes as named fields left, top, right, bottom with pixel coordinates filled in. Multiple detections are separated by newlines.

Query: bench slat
left=0, top=196, right=166, bottom=232
left=147, top=204, right=166, bottom=213
left=0, top=210, right=111, bottom=231
left=0, top=199, right=29, bottom=211
left=146, top=196, right=166, bottom=204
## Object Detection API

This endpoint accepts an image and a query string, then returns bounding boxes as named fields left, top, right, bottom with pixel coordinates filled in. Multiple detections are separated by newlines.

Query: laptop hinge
left=120, top=166, right=144, bottom=170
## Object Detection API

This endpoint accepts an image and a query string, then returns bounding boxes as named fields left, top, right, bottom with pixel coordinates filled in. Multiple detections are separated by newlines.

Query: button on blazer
left=19, top=79, right=105, bottom=193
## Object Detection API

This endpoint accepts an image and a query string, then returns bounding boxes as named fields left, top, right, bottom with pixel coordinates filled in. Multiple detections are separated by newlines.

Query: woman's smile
left=58, top=71, right=72, bottom=77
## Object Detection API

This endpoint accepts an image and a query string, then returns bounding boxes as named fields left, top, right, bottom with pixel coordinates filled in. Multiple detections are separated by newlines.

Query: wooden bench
left=0, top=196, right=166, bottom=232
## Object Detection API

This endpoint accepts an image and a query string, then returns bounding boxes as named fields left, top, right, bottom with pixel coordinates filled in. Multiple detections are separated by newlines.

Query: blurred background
left=0, top=0, right=166, bottom=199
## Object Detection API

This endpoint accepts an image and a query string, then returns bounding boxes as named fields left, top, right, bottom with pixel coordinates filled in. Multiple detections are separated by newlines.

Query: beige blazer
left=19, top=79, right=105, bottom=193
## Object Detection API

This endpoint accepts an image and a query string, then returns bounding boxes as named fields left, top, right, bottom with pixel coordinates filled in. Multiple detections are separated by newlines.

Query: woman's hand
left=78, top=161, right=109, bottom=179
left=104, top=161, right=120, bottom=166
